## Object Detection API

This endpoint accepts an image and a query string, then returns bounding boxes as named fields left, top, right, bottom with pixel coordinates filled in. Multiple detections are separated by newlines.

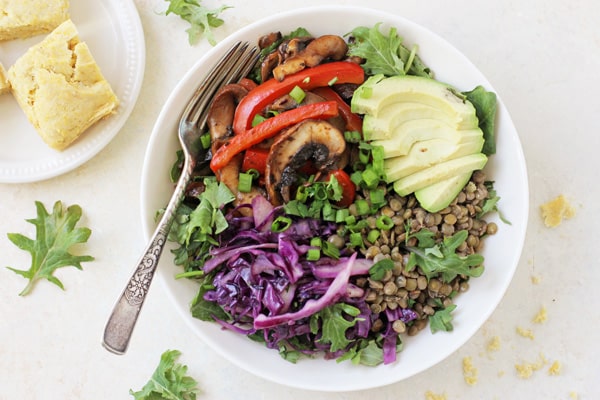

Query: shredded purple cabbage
left=200, top=195, right=415, bottom=364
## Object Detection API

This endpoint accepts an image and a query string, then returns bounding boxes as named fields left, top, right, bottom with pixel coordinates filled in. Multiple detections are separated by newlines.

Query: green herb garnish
left=429, top=304, right=458, bottom=333
left=129, top=349, right=199, bottom=400
left=165, top=0, right=231, bottom=46
left=6, top=201, right=93, bottom=296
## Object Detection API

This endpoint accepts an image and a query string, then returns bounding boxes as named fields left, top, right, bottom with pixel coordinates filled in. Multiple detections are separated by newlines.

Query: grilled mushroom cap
left=265, top=120, right=346, bottom=205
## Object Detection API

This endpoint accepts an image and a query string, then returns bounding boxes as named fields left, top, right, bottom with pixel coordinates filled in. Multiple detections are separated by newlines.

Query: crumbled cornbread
left=540, top=194, right=575, bottom=227
left=487, top=335, right=501, bottom=352
left=0, top=0, right=69, bottom=41
left=532, top=306, right=547, bottom=324
left=531, top=275, right=542, bottom=284
left=462, top=356, right=478, bottom=386
left=0, top=62, right=9, bottom=94
left=516, top=326, right=535, bottom=340
left=569, top=391, right=578, bottom=399
left=8, top=19, right=119, bottom=150
left=424, top=391, right=447, bottom=400
left=548, top=360, right=561, bottom=376
left=515, top=353, right=547, bottom=379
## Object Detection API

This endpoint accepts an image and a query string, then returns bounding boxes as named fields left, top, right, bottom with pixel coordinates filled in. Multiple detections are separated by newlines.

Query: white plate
left=0, top=0, right=145, bottom=183
left=141, top=6, right=529, bottom=392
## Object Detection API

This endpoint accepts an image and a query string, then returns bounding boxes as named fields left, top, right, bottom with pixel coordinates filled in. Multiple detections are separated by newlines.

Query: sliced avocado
left=393, top=153, right=488, bottom=196
left=383, top=136, right=484, bottom=182
left=371, top=119, right=483, bottom=158
left=363, top=101, right=479, bottom=141
left=415, top=172, right=472, bottom=212
left=351, top=74, right=477, bottom=120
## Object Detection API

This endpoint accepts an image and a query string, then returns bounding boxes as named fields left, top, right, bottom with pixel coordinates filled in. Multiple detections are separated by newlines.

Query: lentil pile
left=331, top=170, right=498, bottom=337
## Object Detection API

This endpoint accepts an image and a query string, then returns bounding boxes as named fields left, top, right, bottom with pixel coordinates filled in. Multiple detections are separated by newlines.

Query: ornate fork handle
left=102, top=158, right=194, bottom=354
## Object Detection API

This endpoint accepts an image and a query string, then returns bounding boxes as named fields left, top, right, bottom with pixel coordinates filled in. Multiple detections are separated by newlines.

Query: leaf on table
left=130, top=349, right=199, bottom=400
left=6, top=201, right=94, bottom=296
left=165, top=0, right=231, bottom=46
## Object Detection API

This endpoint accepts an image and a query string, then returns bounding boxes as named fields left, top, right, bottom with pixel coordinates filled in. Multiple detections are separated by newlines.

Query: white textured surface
left=1, top=0, right=598, bottom=398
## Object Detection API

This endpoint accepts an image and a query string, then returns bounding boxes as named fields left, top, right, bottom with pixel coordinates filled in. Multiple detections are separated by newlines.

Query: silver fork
left=102, top=41, right=260, bottom=355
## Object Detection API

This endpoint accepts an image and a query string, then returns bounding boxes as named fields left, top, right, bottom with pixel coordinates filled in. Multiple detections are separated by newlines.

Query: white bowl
left=140, top=5, right=528, bottom=392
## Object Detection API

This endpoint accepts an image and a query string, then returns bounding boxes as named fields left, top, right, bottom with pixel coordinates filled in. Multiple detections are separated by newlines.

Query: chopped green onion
left=355, top=199, right=370, bottom=215
left=313, top=185, right=328, bottom=201
left=252, top=114, right=266, bottom=127
left=296, top=185, right=308, bottom=202
left=350, top=170, right=363, bottom=186
left=238, top=172, right=254, bottom=193
left=369, top=188, right=386, bottom=207
left=328, top=76, right=338, bottom=86
left=246, top=168, right=260, bottom=179
left=322, top=241, right=340, bottom=259
left=376, top=215, right=394, bottom=230
left=200, top=132, right=211, bottom=149
left=306, top=248, right=321, bottom=261
left=322, top=202, right=336, bottom=221
left=271, top=216, right=292, bottom=232
left=289, top=85, right=306, bottom=104
left=349, top=232, right=363, bottom=248
left=358, top=148, right=370, bottom=165
left=367, top=229, right=380, bottom=243
left=361, top=167, right=380, bottom=189
left=335, top=208, right=350, bottom=223
left=344, top=130, right=362, bottom=143
left=345, top=215, right=357, bottom=225
left=310, top=237, right=322, bottom=247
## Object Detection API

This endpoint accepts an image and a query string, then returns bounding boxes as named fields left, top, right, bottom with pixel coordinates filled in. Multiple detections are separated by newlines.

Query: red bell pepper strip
left=210, top=101, right=339, bottom=172
left=323, top=169, right=356, bottom=208
left=241, top=146, right=269, bottom=176
left=232, top=61, right=364, bottom=136
left=312, top=87, right=363, bottom=133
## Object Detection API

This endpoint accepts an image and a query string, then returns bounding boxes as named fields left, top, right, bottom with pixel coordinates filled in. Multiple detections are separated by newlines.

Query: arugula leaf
left=478, top=181, right=511, bottom=224
left=405, top=230, right=484, bottom=282
left=165, top=0, right=231, bottom=46
left=130, top=350, right=199, bottom=400
left=463, top=86, right=497, bottom=155
left=310, top=303, right=362, bottom=352
left=6, top=201, right=93, bottom=296
left=347, top=23, right=432, bottom=77
left=429, top=304, right=457, bottom=333
left=368, top=258, right=394, bottom=280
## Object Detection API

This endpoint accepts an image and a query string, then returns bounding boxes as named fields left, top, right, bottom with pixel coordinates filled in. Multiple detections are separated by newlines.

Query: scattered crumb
left=516, top=326, right=535, bottom=340
left=487, top=336, right=501, bottom=352
left=425, top=390, right=447, bottom=400
left=548, top=360, right=561, bottom=376
left=462, top=356, right=478, bottom=386
left=569, top=391, right=579, bottom=400
left=532, top=306, right=548, bottom=324
left=515, top=353, right=547, bottom=379
left=531, top=275, right=542, bottom=284
left=540, top=194, right=575, bottom=228
left=497, top=370, right=505, bottom=377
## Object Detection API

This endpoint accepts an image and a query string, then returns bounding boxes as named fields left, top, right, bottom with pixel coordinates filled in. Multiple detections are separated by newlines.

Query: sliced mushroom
left=273, top=35, right=348, bottom=81
left=265, top=120, right=346, bottom=205
left=207, top=84, right=265, bottom=213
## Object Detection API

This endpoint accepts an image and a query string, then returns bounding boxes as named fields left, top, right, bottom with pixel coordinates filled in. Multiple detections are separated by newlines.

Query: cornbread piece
left=0, top=0, right=69, bottom=41
left=540, top=194, right=575, bottom=227
left=0, top=62, right=9, bottom=94
left=8, top=19, right=119, bottom=150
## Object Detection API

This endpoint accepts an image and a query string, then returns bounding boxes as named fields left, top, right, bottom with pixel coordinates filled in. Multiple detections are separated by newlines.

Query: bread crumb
left=515, top=353, right=547, bottom=379
left=531, top=275, right=542, bottom=284
left=532, top=306, right=547, bottom=324
left=487, top=336, right=501, bottom=352
left=548, top=360, right=561, bottom=376
left=0, top=62, right=10, bottom=94
left=462, top=356, right=478, bottom=386
left=540, top=194, right=575, bottom=227
left=516, top=326, right=535, bottom=340
left=569, top=391, right=578, bottom=400
left=0, top=0, right=70, bottom=41
left=425, top=390, right=447, bottom=400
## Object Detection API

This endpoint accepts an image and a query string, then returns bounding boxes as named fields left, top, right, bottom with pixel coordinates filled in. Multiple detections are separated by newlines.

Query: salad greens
left=130, top=349, right=199, bottom=400
left=347, top=23, right=433, bottom=78
left=463, top=86, right=498, bottom=155
left=405, top=228, right=485, bottom=283
left=429, top=304, right=458, bottom=333
left=6, top=201, right=93, bottom=296
left=165, top=0, right=230, bottom=46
